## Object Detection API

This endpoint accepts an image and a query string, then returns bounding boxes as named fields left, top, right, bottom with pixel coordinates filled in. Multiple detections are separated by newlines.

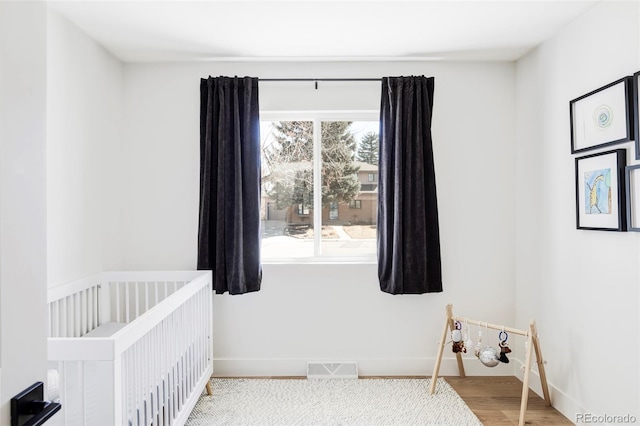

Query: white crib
left=47, top=271, right=213, bottom=426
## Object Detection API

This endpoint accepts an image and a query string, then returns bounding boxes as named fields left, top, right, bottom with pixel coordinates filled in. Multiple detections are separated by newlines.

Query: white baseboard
left=213, top=355, right=516, bottom=377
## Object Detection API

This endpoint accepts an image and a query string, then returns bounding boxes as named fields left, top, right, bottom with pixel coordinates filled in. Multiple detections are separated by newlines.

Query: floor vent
left=307, top=362, right=358, bottom=379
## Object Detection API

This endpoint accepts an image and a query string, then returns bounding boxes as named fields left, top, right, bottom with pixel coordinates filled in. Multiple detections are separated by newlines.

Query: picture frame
left=575, top=149, right=626, bottom=231
left=570, top=76, right=634, bottom=154
left=625, top=165, right=640, bottom=232
left=634, top=71, right=640, bottom=160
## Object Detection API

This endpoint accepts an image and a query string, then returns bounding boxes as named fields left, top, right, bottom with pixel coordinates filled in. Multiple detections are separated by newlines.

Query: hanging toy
left=451, top=321, right=465, bottom=353
left=498, top=330, right=511, bottom=363
left=478, top=346, right=500, bottom=367
left=463, top=319, right=473, bottom=353
left=478, top=322, right=499, bottom=367
left=474, top=324, right=483, bottom=358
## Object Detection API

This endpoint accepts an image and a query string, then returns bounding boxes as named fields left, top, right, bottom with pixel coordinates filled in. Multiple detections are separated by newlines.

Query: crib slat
left=167, top=315, right=173, bottom=424
left=133, top=343, right=138, bottom=426
left=161, top=319, right=168, bottom=426
left=177, top=312, right=183, bottom=412
left=128, top=349, right=135, bottom=426
left=74, top=293, right=80, bottom=337
left=66, top=295, right=72, bottom=337
left=171, top=312, right=177, bottom=423
left=145, top=332, right=149, bottom=423
left=115, top=282, right=121, bottom=323
left=61, top=297, right=67, bottom=337
left=149, top=328, right=155, bottom=426
left=150, top=336, right=156, bottom=426
left=69, top=295, right=74, bottom=337
left=75, top=293, right=79, bottom=336
left=93, top=285, right=99, bottom=329
left=137, top=337, right=142, bottom=426
left=154, top=283, right=159, bottom=311
left=70, top=294, right=76, bottom=337
left=81, top=289, right=86, bottom=335
left=144, top=283, right=149, bottom=316
left=139, top=339, right=143, bottom=426
left=79, top=292, right=84, bottom=336
left=185, top=304, right=191, bottom=398
left=88, top=288, right=93, bottom=332
left=142, top=332, right=147, bottom=426
left=135, top=282, right=140, bottom=320
left=91, top=286, right=96, bottom=331
left=87, top=287, right=93, bottom=333
left=126, top=283, right=131, bottom=323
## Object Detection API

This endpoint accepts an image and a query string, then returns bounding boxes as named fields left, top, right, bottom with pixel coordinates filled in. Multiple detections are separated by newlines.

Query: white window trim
left=260, top=110, right=379, bottom=264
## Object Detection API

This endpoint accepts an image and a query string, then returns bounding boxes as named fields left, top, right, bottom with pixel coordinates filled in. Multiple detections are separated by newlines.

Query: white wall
left=122, top=61, right=517, bottom=375
left=0, top=2, right=48, bottom=424
left=515, top=0, right=640, bottom=421
left=47, top=11, right=124, bottom=286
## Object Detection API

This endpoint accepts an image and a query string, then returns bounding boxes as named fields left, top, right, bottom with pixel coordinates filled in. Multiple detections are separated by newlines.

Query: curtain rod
left=259, top=78, right=381, bottom=82
left=259, top=78, right=381, bottom=89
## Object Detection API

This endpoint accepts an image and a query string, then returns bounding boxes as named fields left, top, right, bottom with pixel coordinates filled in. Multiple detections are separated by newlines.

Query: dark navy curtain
left=377, top=76, right=442, bottom=295
left=198, top=76, right=262, bottom=295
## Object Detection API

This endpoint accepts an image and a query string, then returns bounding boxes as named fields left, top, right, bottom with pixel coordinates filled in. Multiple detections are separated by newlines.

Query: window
left=329, top=201, right=339, bottom=220
left=368, top=173, right=377, bottom=182
left=297, top=194, right=311, bottom=215
left=260, top=113, right=378, bottom=260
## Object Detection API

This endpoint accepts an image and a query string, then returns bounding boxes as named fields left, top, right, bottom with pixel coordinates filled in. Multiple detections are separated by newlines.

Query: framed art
left=570, top=76, right=634, bottom=154
left=575, top=149, right=626, bottom=231
left=634, top=71, right=640, bottom=160
left=626, top=165, right=640, bottom=232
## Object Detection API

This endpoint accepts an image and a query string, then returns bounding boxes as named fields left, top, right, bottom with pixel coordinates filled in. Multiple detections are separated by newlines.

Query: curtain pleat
left=198, top=76, right=262, bottom=295
left=377, top=76, right=442, bottom=295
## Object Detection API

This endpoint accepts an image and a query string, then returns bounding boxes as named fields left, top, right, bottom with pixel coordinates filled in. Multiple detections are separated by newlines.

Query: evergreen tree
left=320, top=122, right=361, bottom=204
left=356, top=131, right=379, bottom=165
left=262, top=121, right=361, bottom=211
left=262, top=121, right=314, bottom=211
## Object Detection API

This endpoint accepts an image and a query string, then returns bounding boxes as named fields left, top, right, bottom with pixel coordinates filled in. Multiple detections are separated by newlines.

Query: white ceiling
left=48, top=0, right=600, bottom=62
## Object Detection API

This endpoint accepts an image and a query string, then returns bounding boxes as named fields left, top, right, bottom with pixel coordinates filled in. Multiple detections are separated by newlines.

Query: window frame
left=349, top=200, right=362, bottom=209
left=260, top=110, right=379, bottom=263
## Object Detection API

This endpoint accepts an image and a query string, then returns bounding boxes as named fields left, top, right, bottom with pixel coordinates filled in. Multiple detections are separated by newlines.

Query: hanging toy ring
left=451, top=321, right=463, bottom=342
left=499, top=330, right=508, bottom=343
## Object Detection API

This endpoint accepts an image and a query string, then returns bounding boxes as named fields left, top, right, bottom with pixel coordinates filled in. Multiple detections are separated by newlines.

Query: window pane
left=321, top=121, right=378, bottom=257
left=261, top=121, right=314, bottom=258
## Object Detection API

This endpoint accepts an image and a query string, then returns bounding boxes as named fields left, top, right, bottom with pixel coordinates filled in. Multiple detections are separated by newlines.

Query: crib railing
left=48, top=271, right=213, bottom=426
left=48, top=273, right=193, bottom=338
left=106, top=279, right=188, bottom=325
left=119, top=278, right=212, bottom=426
left=48, top=275, right=103, bottom=338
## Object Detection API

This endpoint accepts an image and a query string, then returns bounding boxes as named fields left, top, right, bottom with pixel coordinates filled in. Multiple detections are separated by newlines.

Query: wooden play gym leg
left=518, top=323, right=535, bottom=426
left=518, top=321, right=550, bottom=426
left=532, top=321, right=551, bottom=406
left=429, top=304, right=465, bottom=394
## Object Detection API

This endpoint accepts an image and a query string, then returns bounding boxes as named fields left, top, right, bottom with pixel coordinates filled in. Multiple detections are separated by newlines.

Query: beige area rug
left=186, top=378, right=483, bottom=426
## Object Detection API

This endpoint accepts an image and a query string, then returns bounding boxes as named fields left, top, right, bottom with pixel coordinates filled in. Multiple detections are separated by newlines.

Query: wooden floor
left=445, top=376, right=573, bottom=425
